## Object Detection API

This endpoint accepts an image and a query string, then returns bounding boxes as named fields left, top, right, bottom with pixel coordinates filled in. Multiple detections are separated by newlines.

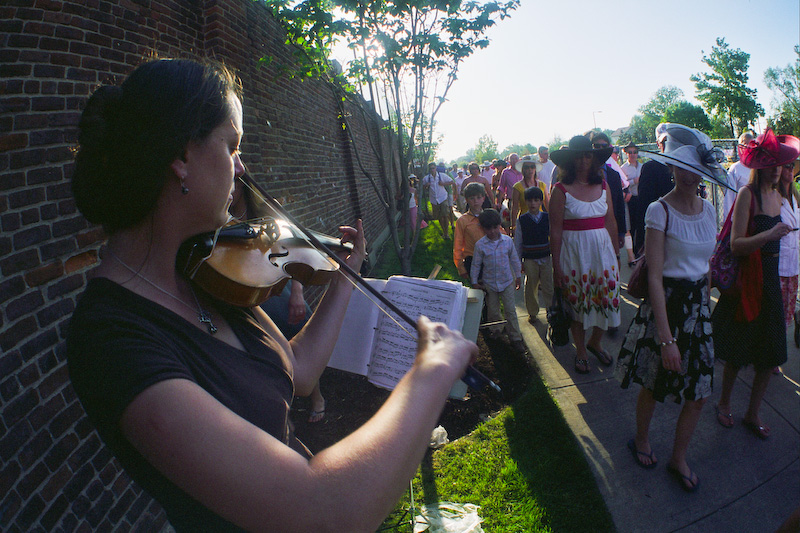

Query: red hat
left=738, top=128, right=800, bottom=170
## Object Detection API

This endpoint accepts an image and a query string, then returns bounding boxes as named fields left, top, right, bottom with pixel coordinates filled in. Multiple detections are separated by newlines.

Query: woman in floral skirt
left=616, top=124, right=722, bottom=493
left=549, top=135, right=620, bottom=374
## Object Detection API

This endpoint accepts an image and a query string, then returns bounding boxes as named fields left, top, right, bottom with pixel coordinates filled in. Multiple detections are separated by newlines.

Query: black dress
left=712, top=214, right=787, bottom=370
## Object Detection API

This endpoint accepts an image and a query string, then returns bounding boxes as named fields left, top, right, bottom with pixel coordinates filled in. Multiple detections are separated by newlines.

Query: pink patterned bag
left=710, top=187, right=755, bottom=294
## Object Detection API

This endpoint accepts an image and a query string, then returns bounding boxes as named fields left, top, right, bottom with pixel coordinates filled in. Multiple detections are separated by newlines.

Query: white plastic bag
left=413, top=501, right=484, bottom=533
left=428, top=425, right=449, bottom=449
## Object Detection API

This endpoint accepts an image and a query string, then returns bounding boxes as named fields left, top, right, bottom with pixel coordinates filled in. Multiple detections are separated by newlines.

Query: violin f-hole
left=268, top=247, right=290, bottom=267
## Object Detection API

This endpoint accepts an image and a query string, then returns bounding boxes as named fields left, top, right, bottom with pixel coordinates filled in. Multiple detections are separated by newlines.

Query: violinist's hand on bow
left=337, top=219, right=367, bottom=273
left=415, top=316, right=477, bottom=385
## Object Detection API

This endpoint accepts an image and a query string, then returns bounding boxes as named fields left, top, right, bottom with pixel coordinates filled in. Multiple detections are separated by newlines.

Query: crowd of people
left=446, top=124, right=799, bottom=494
left=64, top=56, right=798, bottom=531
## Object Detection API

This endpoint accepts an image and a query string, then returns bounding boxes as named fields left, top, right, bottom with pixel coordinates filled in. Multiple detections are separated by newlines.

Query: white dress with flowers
left=557, top=183, right=621, bottom=330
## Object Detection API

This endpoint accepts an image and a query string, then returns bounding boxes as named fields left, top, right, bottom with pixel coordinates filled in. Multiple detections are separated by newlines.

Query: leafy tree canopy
left=261, top=0, right=519, bottom=273
left=500, top=143, right=536, bottom=158
left=690, top=37, right=764, bottom=137
left=621, top=86, right=684, bottom=143
left=662, top=101, right=711, bottom=133
left=764, top=45, right=800, bottom=137
left=474, top=134, right=499, bottom=165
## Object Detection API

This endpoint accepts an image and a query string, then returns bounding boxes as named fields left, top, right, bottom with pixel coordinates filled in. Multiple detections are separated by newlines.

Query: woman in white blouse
left=616, top=125, right=723, bottom=493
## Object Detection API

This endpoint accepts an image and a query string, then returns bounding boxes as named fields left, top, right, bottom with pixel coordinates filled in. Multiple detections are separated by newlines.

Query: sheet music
left=367, top=276, right=466, bottom=390
left=326, top=279, right=386, bottom=375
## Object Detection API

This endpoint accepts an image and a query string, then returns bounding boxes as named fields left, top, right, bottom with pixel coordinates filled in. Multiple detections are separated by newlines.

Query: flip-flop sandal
left=715, top=404, right=733, bottom=429
left=627, top=439, right=657, bottom=469
left=742, top=419, right=770, bottom=440
left=586, top=345, right=613, bottom=366
left=667, top=464, right=699, bottom=493
left=308, top=409, right=325, bottom=423
left=574, top=357, right=590, bottom=374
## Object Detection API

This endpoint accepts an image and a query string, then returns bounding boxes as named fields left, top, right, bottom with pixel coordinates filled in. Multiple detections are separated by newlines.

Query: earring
left=180, top=177, right=189, bottom=195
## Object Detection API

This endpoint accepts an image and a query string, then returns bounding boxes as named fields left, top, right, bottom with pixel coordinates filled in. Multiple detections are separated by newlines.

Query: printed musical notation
left=326, top=276, right=469, bottom=391
left=367, top=277, right=466, bottom=390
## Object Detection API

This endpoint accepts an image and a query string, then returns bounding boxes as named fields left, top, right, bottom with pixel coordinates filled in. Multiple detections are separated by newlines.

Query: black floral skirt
left=615, top=277, right=714, bottom=403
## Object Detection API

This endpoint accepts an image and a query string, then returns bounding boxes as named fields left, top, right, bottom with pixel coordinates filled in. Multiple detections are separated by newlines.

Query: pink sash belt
left=563, top=217, right=605, bottom=231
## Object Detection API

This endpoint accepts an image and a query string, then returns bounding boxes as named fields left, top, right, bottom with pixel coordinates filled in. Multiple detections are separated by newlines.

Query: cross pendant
left=198, top=309, right=218, bottom=335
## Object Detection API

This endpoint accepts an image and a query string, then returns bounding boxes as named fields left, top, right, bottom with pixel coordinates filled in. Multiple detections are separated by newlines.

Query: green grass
left=375, top=223, right=615, bottom=532
left=371, top=220, right=461, bottom=281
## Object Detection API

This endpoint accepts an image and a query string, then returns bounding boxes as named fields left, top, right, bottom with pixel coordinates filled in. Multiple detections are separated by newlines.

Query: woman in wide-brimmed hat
left=549, top=135, right=620, bottom=375
left=615, top=124, right=720, bottom=492
left=712, top=128, right=800, bottom=441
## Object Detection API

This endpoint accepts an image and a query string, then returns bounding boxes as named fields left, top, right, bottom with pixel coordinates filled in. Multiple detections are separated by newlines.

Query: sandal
left=667, top=463, right=699, bottom=493
left=308, top=406, right=326, bottom=424
left=715, top=404, right=733, bottom=429
left=627, top=439, right=657, bottom=469
left=742, top=419, right=770, bottom=440
left=574, top=357, right=590, bottom=374
left=586, top=345, right=613, bottom=366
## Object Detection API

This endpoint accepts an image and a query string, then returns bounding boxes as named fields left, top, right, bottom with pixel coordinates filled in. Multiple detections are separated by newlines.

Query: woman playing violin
left=67, top=58, right=477, bottom=532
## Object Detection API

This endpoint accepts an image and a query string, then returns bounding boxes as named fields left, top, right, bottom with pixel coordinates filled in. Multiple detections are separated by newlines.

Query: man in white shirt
left=454, top=169, right=467, bottom=213
left=422, top=162, right=455, bottom=239
left=480, top=160, right=495, bottom=184
left=722, top=131, right=755, bottom=219
left=621, top=143, right=642, bottom=264
left=537, top=146, right=556, bottom=188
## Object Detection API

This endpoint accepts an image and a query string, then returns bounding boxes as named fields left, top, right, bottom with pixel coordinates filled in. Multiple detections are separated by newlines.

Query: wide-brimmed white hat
left=514, top=157, right=543, bottom=173
left=481, top=160, right=492, bottom=167
left=640, top=123, right=732, bottom=190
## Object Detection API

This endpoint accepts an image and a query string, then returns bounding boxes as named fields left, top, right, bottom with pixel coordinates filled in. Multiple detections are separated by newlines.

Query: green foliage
left=625, top=85, right=685, bottom=143
left=764, top=45, right=800, bottom=137
left=662, top=101, right=711, bottom=133
left=691, top=37, right=764, bottom=137
left=338, top=0, right=519, bottom=177
left=261, top=0, right=519, bottom=274
left=501, top=143, right=537, bottom=158
left=474, top=134, right=499, bottom=163
left=640, top=85, right=685, bottom=117
left=546, top=135, right=565, bottom=152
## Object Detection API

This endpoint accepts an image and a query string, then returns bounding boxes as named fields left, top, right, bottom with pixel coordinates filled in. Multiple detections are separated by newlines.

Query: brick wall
left=0, top=0, right=396, bottom=530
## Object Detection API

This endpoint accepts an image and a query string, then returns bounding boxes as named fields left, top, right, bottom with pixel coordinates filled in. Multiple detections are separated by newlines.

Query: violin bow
left=239, top=175, right=500, bottom=393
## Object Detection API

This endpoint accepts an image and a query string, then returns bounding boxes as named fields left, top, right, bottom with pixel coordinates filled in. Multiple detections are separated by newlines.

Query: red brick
left=24, top=261, right=64, bottom=287
left=64, top=250, right=98, bottom=273
left=40, top=464, right=72, bottom=501
left=0, top=133, right=28, bottom=152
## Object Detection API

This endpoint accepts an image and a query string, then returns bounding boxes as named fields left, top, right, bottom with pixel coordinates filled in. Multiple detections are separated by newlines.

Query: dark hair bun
left=71, top=59, right=239, bottom=234
left=72, top=86, right=123, bottom=228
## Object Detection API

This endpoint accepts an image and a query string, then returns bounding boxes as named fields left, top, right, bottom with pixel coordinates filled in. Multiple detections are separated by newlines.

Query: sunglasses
left=592, top=143, right=609, bottom=149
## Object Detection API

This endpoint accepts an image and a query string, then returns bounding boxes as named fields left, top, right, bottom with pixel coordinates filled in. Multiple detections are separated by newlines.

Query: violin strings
left=238, top=177, right=418, bottom=340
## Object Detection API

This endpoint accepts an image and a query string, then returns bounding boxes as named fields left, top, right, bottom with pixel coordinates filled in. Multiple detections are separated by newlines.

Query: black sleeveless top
left=67, top=278, right=307, bottom=531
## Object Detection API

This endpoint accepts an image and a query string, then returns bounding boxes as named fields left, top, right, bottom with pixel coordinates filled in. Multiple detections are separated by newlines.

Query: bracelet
left=660, top=337, right=675, bottom=347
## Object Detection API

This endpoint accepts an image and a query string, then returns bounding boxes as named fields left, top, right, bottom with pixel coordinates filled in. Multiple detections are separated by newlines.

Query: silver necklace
left=105, top=247, right=218, bottom=335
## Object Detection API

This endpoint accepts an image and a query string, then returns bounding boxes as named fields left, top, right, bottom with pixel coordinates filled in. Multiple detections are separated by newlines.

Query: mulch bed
left=289, top=333, right=535, bottom=453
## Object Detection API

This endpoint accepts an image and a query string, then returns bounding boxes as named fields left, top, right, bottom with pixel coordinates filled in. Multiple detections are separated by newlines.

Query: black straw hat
left=550, top=135, right=612, bottom=167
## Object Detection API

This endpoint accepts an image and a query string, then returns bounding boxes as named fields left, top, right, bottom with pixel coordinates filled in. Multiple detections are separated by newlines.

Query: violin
left=177, top=174, right=499, bottom=392
left=177, top=215, right=352, bottom=308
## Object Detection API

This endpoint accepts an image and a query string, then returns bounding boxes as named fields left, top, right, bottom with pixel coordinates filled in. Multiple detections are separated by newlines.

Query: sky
left=333, top=0, right=800, bottom=162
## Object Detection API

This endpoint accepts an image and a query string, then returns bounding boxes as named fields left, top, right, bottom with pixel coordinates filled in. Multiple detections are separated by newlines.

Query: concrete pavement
left=515, top=261, right=800, bottom=532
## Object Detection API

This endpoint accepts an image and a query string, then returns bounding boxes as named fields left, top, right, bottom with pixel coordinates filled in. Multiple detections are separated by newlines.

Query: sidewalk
left=516, top=262, right=800, bottom=532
